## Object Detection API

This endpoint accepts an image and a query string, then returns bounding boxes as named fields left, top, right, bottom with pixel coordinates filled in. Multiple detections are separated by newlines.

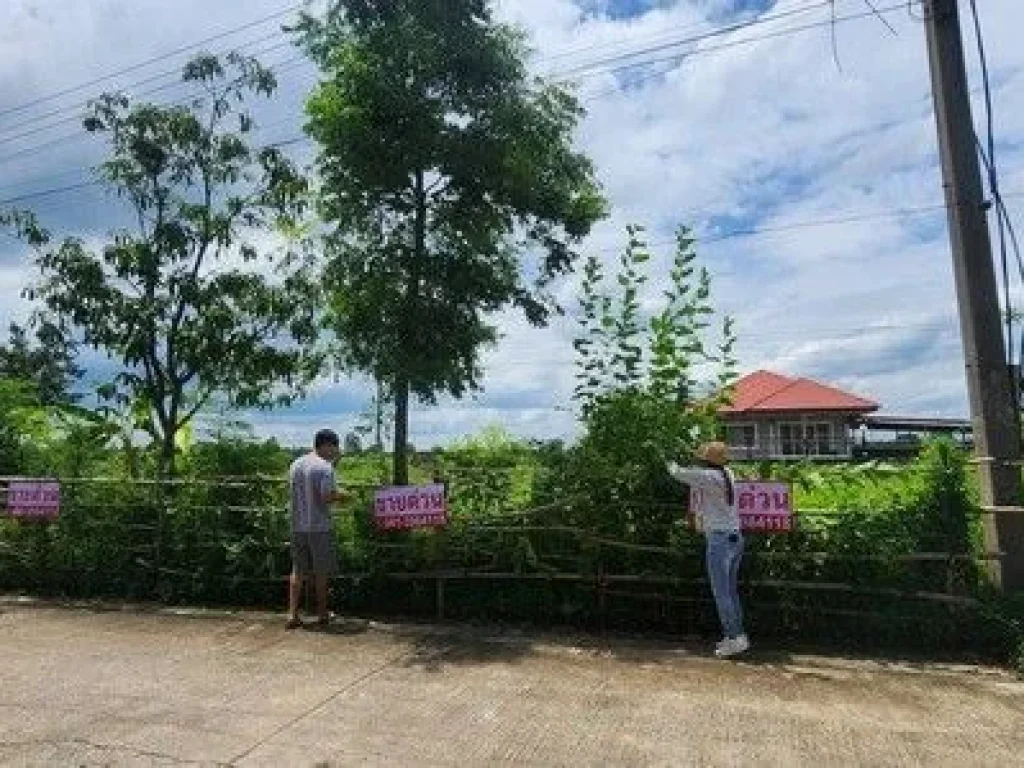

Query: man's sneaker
left=714, top=634, right=750, bottom=658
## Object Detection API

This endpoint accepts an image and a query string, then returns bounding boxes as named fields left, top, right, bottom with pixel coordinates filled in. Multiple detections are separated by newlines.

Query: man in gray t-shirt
left=287, top=429, right=346, bottom=629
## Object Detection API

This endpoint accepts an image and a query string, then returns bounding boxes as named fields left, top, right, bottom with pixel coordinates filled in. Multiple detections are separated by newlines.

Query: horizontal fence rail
left=0, top=473, right=1019, bottom=658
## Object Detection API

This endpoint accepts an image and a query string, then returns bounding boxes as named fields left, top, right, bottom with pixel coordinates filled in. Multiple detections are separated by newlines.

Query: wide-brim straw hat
left=695, top=441, right=729, bottom=467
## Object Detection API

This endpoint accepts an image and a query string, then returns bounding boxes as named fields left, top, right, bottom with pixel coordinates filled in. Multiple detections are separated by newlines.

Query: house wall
left=722, top=413, right=857, bottom=460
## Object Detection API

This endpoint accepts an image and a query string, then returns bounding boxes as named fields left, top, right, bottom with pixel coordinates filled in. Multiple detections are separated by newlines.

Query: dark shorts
left=291, top=531, right=338, bottom=576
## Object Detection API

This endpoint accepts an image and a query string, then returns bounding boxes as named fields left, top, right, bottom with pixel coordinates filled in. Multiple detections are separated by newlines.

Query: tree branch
left=179, top=388, right=213, bottom=429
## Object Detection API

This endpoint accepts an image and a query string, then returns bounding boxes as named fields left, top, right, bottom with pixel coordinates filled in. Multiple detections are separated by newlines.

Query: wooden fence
left=0, top=474, right=1017, bottom=651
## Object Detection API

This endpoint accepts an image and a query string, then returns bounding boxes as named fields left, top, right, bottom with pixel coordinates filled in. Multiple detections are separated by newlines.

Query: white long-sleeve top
left=668, top=463, right=740, bottom=533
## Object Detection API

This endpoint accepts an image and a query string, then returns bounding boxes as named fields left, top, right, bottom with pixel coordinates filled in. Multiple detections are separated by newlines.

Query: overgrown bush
left=545, top=225, right=734, bottom=540
left=0, top=231, right=1019, bottom=665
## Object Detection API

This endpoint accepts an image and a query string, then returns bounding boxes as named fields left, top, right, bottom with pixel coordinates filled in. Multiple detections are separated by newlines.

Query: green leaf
left=30, top=53, right=316, bottom=476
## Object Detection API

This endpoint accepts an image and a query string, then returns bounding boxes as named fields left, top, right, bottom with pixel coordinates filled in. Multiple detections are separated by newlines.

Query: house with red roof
left=720, top=370, right=880, bottom=459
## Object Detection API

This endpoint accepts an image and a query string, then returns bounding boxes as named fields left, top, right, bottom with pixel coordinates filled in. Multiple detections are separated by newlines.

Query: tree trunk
left=154, top=422, right=177, bottom=581
left=391, top=170, right=426, bottom=486
left=159, top=429, right=177, bottom=479
left=374, top=379, right=384, bottom=452
left=392, top=376, right=410, bottom=485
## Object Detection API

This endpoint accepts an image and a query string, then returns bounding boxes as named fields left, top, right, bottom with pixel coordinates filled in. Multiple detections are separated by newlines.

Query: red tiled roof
left=721, top=370, right=879, bottom=414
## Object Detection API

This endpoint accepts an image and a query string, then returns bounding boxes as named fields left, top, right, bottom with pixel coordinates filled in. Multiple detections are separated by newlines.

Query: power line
left=0, top=45, right=304, bottom=170
left=3, top=0, right=996, bottom=269
left=0, top=32, right=295, bottom=145
left=577, top=0, right=921, bottom=102
left=555, top=194, right=1015, bottom=256
left=539, top=0, right=834, bottom=67
left=0, top=1, right=921, bottom=184
left=860, top=0, right=901, bottom=37
left=0, top=167, right=91, bottom=193
left=0, top=81, right=956, bottom=209
left=0, top=1, right=913, bottom=163
left=0, top=180, right=97, bottom=206
left=0, top=0, right=916, bottom=172
left=0, top=132, right=312, bottom=208
left=582, top=193, right=1023, bottom=255
left=0, top=3, right=302, bottom=124
left=564, top=0, right=918, bottom=85
left=4, top=96, right=1021, bottom=240
left=964, top=0, right=1022, bottom=416
left=0, top=1, right=832, bottom=143
left=0, top=0, right=928, bottom=184
left=551, top=0, right=839, bottom=79
left=923, top=0, right=1024, bottom=590
left=491, top=318, right=965, bottom=369
left=702, top=201, right=948, bottom=243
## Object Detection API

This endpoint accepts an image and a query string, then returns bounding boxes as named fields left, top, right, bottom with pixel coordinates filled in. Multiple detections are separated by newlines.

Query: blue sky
left=577, top=0, right=772, bottom=20
left=577, top=0, right=677, bottom=19
left=2, top=0, right=1024, bottom=447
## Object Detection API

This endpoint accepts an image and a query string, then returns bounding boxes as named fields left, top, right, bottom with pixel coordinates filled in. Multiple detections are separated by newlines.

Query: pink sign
left=689, top=481, right=792, bottom=533
left=5, top=481, right=61, bottom=521
left=373, top=483, right=448, bottom=530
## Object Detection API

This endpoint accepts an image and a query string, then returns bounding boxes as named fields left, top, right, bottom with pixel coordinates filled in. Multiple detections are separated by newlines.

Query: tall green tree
left=293, top=0, right=606, bottom=484
left=0, top=319, right=83, bottom=406
left=27, top=53, right=319, bottom=476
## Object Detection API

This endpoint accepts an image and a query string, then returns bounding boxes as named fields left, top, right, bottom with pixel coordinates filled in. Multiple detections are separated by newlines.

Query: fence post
left=436, top=576, right=445, bottom=622
left=153, top=481, right=165, bottom=597
left=596, top=545, right=606, bottom=633
left=938, top=464, right=965, bottom=597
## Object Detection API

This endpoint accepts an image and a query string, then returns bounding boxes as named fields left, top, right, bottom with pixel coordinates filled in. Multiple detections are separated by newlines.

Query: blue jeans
left=706, top=530, right=745, bottom=638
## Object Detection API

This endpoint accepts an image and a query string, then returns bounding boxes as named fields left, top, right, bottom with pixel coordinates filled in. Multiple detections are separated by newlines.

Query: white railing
left=726, top=437, right=854, bottom=460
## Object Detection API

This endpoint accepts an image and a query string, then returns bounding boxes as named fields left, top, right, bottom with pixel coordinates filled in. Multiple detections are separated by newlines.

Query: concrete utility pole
left=922, top=0, right=1024, bottom=590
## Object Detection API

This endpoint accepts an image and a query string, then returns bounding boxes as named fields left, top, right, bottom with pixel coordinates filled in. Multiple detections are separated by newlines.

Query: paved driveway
left=0, top=602, right=1021, bottom=766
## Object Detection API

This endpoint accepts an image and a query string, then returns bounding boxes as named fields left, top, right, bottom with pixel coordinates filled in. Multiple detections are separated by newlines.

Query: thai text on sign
left=690, top=481, right=792, bottom=532
left=373, top=483, right=448, bottom=530
left=4, top=480, right=61, bottom=521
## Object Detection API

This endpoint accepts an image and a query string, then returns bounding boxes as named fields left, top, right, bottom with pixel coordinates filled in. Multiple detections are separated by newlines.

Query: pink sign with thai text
left=5, top=481, right=61, bottom=521
left=690, top=481, right=792, bottom=532
left=373, top=483, right=448, bottom=530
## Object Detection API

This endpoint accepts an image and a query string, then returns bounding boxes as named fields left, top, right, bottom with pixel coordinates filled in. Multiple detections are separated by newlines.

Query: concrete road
left=0, top=602, right=1021, bottom=767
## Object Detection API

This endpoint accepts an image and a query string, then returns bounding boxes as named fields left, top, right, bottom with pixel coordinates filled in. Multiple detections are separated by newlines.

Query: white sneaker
left=714, top=634, right=750, bottom=658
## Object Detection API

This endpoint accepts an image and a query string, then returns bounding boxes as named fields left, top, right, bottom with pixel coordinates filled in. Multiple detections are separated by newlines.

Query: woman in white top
left=668, top=441, right=749, bottom=658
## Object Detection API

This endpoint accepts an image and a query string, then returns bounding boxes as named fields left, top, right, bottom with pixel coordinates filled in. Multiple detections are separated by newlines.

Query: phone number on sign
left=740, top=514, right=793, bottom=532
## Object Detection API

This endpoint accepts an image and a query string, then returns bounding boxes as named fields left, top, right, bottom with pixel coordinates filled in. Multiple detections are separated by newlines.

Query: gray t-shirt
left=668, top=464, right=740, bottom=532
left=289, top=453, right=337, bottom=533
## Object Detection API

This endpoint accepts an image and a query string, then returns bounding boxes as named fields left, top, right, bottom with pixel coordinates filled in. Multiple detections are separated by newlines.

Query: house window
left=778, top=422, right=833, bottom=456
left=725, top=423, right=756, bottom=449
left=779, top=423, right=803, bottom=456
left=805, top=422, right=833, bottom=455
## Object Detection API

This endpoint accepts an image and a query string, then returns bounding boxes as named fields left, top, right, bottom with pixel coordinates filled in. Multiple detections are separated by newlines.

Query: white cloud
left=3, top=0, right=1023, bottom=446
